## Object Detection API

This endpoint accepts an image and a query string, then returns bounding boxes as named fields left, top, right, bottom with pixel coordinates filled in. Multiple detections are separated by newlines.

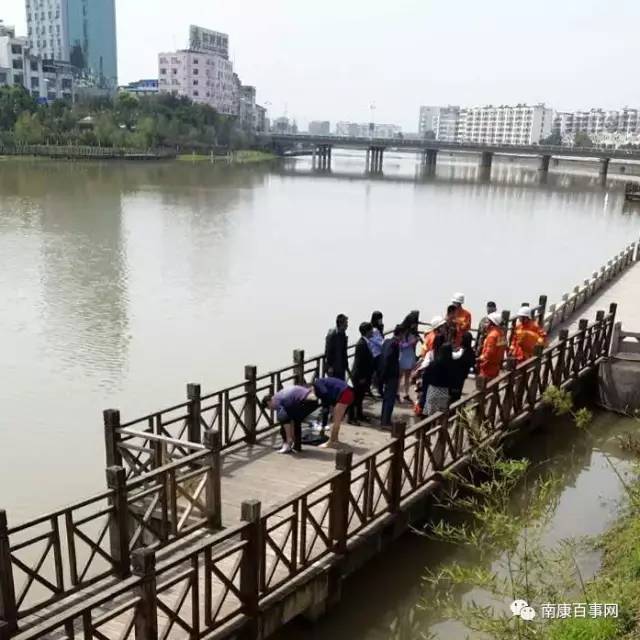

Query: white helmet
left=488, top=311, right=502, bottom=325
left=451, top=292, right=465, bottom=305
left=517, top=306, right=532, bottom=319
left=430, top=315, right=447, bottom=329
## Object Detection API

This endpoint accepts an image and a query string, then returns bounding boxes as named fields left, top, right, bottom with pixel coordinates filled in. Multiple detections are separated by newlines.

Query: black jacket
left=325, top=328, right=348, bottom=375
left=379, top=338, right=400, bottom=382
left=352, top=337, right=375, bottom=384
left=450, top=348, right=476, bottom=392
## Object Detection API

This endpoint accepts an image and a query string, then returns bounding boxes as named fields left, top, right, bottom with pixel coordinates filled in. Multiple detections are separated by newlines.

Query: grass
left=547, top=483, right=640, bottom=639
left=176, top=150, right=276, bottom=163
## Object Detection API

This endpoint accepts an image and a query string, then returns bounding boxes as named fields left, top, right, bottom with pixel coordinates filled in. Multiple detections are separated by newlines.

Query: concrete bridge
left=266, top=133, right=640, bottom=179
left=1, top=244, right=639, bottom=640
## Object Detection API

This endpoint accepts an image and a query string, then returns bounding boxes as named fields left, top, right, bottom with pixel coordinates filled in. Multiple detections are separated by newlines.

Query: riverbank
left=176, top=149, right=277, bottom=164
left=547, top=466, right=640, bottom=639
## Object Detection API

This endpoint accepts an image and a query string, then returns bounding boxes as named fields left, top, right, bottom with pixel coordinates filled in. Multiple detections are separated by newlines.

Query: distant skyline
left=3, top=0, right=640, bottom=130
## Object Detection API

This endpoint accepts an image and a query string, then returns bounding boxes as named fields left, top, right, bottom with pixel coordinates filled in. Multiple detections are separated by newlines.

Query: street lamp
left=369, top=102, right=376, bottom=140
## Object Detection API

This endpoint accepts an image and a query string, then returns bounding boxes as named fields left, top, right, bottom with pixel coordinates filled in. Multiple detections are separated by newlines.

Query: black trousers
left=350, top=380, right=369, bottom=420
left=279, top=399, right=319, bottom=450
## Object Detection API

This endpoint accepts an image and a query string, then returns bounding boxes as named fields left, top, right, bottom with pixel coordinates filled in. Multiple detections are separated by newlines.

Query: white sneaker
left=278, top=443, right=293, bottom=454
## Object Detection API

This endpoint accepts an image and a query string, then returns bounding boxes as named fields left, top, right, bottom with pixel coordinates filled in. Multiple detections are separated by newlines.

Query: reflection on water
left=0, top=155, right=639, bottom=522
left=273, top=412, right=636, bottom=640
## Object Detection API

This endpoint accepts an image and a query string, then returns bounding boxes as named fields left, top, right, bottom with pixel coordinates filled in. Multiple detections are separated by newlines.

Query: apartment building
left=158, top=48, right=236, bottom=115
left=308, top=120, right=330, bottom=135
left=0, top=22, right=73, bottom=101
left=334, top=121, right=402, bottom=138
left=554, top=108, right=640, bottom=143
left=25, top=0, right=118, bottom=88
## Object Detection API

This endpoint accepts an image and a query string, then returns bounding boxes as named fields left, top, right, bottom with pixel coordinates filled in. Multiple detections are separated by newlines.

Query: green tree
left=0, top=85, right=37, bottom=130
left=14, top=111, right=44, bottom=144
left=115, top=92, right=139, bottom=130
left=540, top=130, right=562, bottom=145
left=574, top=131, right=593, bottom=147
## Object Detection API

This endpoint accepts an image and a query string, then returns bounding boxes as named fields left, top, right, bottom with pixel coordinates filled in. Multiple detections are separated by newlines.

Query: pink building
left=158, top=49, right=236, bottom=115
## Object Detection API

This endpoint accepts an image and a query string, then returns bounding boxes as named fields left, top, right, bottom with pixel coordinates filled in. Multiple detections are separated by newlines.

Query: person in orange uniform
left=510, top=306, right=547, bottom=363
left=478, top=312, right=507, bottom=379
left=451, top=293, right=472, bottom=347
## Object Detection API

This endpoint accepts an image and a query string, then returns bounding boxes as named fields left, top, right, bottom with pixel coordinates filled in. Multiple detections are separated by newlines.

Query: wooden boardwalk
left=1, top=242, right=637, bottom=640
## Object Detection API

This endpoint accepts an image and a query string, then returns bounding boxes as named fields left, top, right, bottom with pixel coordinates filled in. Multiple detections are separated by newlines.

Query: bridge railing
left=0, top=442, right=221, bottom=631
left=3, top=309, right=616, bottom=639
left=98, top=240, right=638, bottom=479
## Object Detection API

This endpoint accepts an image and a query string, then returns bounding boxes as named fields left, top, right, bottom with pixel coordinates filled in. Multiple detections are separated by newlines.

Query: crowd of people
left=263, top=294, right=548, bottom=454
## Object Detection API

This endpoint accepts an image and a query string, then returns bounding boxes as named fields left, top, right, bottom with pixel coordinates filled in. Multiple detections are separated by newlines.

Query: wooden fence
left=101, top=241, right=637, bottom=477
left=4, top=307, right=617, bottom=640
left=0, top=145, right=175, bottom=160
left=0, top=439, right=221, bottom=633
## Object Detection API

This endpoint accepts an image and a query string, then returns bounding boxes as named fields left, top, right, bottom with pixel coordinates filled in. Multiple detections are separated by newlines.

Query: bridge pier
left=422, top=149, right=438, bottom=168
left=599, top=157, right=610, bottom=181
left=539, top=155, right=551, bottom=173
left=367, top=146, right=384, bottom=173
left=313, top=145, right=332, bottom=171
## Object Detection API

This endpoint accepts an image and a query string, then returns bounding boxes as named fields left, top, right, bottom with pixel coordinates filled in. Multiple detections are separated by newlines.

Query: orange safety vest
left=510, top=319, right=547, bottom=362
left=479, top=325, right=507, bottom=379
left=453, top=307, right=472, bottom=346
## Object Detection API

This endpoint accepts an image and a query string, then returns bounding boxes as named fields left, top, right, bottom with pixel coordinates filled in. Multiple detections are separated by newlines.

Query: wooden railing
left=1, top=308, right=617, bottom=639
left=0, top=439, right=220, bottom=632
left=100, top=241, right=637, bottom=476
left=0, top=144, right=175, bottom=160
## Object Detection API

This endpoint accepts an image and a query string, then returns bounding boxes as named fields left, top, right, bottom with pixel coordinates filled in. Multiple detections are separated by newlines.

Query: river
left=0, top=151, right=639, bottom=526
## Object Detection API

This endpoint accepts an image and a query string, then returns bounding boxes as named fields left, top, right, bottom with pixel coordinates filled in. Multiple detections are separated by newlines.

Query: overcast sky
left=3, top=0, right=640, bottom=130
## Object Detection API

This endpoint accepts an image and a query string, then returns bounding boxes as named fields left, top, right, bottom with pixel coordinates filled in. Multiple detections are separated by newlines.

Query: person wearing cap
left=509, top=306, right=547, bottom=363
left=451, top=293, right=472, bottom=347
left=325, top=314, right=349, bottom=380
left=478, top=311, right=507, bottom=379
left=476, top=301, right=498, bottom=356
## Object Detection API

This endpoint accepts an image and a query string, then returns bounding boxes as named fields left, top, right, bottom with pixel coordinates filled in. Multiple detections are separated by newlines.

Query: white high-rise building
left=418, top=106, right=440, bottom=137
left=426, top=103, right=553, bottom=144
left=554, top=108, right=640, bottom=145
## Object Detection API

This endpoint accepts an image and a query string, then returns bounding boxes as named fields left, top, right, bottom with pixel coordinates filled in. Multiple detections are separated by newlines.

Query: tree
left=115, top=92, right=139, bottom=130
left=540, top=130, right=562, bottom=146
left=14, top=111, right=44, bottom=144
left=0, top=85, right=37, bottom=130
left=574, top=131, right=593, bottom=148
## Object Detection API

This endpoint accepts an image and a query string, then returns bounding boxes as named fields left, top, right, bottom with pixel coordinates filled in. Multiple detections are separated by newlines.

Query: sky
left=3, top=0, right=640, bottom=131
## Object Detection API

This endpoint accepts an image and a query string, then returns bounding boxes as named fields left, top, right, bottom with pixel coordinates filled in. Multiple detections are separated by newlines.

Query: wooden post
left=187, top=383, right=202, bottom=444
left=554, top=329, right=569, bottom=385
left=574, top=319, right=589, bottom=376
left=330, top=451, right=352, bottom=554
left=105, top=467, right=131, bottom=579
left=244, top=366, right=258, bottom=445
left=609, top=321, right=622, bottom=357
left=103, top=409, right=122, bottom=468
left=239, top=500, right=261, bottom=637
left=0, top=511, right=17, bottom=635
left=293, top=349, right=305, bottom=386
left=529, top=345, right=544, bottom=407
left=474, top=375, right=487, bottom=435
left=389, top=424, right=406, bottom=511
left=605, top=303, right=619, bottom=355
left=202, top=429, right=222, bottom=530
left=546, top=304, right=556, bottom=332
left=132, top=548, right=158, bottom=640
left=537, top=295, right=547, bottom=326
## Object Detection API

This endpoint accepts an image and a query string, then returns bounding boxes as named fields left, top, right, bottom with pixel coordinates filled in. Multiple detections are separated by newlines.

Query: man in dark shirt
left=379, top=325, right=403, bottom=427
left=350, top=322, right=375, bottom=424
left=325, top=314, right=349, bottom=380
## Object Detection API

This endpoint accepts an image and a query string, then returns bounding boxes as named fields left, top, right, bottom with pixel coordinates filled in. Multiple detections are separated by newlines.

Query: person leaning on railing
left=509, top=306, right=548, bottom=363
